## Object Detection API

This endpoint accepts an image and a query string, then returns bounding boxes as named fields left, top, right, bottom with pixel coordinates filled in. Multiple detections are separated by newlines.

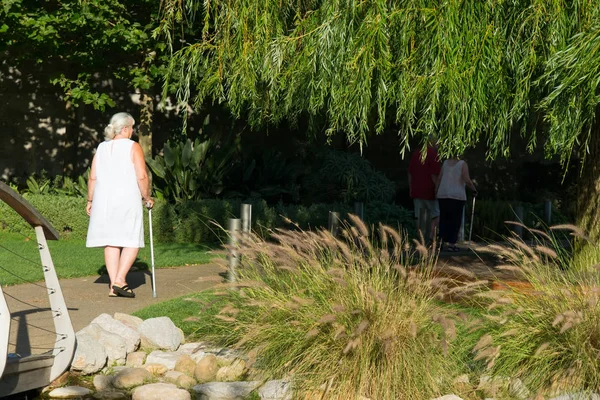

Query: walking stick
left=147, top=204, right=157, bottom=298
left=468, top=195, right=476, bottom=246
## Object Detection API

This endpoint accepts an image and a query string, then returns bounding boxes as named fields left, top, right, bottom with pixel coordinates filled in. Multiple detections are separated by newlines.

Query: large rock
left=146, top=350, right=181, bottom=370
left=91, top=313, right=141, bottom=353
left=93, top=375, right=114, bottom=391
left=112, top=367, right=153, bottom=390
left=92, top=391, right=128, bottom=400
left=138, top=317, right=184, bottom=351
left=194, top=354, right=218, bottom=383
left=47, top=386, right=93, bottom=398
left=175, top=354, right=197, bottom=376
left=71, top=333, right=107, bottom=374
left=258, top=380, right=293, bottom=400
left=144, top=363, right=168, bottom=376
left=126, top=351, right=147, bottom=368
left=216, top=359, right=247, bottom=382
left=114, top=312, right=144, bottom=330
left=79, top=324, right=127, bottom=365
left=132, top=383, right=191, bottom=400
left=193, top=381, right=261, bottom=400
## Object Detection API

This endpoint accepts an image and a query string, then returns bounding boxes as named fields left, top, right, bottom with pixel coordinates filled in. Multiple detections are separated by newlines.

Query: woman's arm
left=86, top=155, right=97, bottom=216
left=131, top=142, right=154, bottom=208
left=461, top=162, right=477, bottom=194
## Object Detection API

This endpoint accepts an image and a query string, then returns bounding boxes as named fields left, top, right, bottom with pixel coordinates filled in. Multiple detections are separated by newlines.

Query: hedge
left=0, top=195, right=415, bottom=244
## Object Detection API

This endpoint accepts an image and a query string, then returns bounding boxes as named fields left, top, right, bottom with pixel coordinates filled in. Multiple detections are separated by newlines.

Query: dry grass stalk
left=507, top=237, right=539, bottom=262
left=550, top=224, right=590, bottom=242
left=535, top=245, right=558, bottom=259
left=446, top=266, right=477, bottom=279
left=473, top=334, right=493, bottom=352
left=348, top=213, right=369, bottom=237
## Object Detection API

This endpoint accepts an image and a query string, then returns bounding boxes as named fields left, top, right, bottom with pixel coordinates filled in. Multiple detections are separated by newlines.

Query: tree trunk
left=576, top=113, right=600, bottom=243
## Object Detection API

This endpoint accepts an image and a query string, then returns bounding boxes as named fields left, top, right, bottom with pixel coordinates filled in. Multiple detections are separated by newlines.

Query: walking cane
left=147, top=203, right=157, bottom=298
left=468, top=194, right=476, bottom=246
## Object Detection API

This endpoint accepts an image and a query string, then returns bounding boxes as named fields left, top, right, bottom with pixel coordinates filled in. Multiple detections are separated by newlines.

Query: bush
left=0, top=194, right=414, bottom=244
left=471, top=199, right=570, bottom=241
left=190, top=220, right=478, bottom=399
left=474, top=226, right=600, bottom=395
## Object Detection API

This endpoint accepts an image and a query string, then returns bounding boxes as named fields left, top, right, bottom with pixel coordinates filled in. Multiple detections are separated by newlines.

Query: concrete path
left=4, top=263, right=224, bottom=355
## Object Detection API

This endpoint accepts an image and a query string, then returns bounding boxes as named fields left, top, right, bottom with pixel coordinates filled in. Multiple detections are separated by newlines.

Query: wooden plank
left=35, top=226, right=76, bottom=382
left=0, top=181, right=59, bottom=240
left=0, top=286, right=9, bottom=378
left=0, top=354, right=52, bottom=397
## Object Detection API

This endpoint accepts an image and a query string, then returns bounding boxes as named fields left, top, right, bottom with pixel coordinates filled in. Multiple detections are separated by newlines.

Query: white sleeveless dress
left=86, top=139, right=144, bottom=248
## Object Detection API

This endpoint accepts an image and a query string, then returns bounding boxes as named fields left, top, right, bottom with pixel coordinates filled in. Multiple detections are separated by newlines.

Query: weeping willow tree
left=157, top=0, right=600, bottom=238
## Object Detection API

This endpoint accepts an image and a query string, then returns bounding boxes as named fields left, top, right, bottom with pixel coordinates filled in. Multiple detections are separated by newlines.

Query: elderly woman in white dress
left=86, top=112, right=154, bottom=298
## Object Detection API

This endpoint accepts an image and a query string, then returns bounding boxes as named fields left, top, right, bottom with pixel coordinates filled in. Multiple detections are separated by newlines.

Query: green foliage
left=0, top=193, right=413, bottom=245
left=147, top=126, right=238, bottom=202
left=159, top=0, right=600, bottom=162
left=1, top=0, right=164, bottom=110
left=21, top=171, right=89, bottom=198
left=469, top=199, right=570, bottom=241
left=225, top=149, right=303, bottom=203
left=475, top=226, right=600, bottom=395
left=303, top=149, right=396, bottom=204
left=187, top=221, right=468, bottom=399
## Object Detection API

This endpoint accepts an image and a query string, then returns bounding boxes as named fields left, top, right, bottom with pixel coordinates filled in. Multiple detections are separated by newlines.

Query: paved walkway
left=4, top=263, right=224, bottom=355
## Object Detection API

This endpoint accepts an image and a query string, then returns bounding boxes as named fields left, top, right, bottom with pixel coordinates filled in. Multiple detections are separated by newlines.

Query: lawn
left=0, top=232, right=216, bottom=286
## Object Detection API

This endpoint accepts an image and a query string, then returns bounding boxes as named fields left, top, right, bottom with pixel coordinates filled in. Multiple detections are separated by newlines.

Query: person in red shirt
left=408, top=138, right=441, bottom=242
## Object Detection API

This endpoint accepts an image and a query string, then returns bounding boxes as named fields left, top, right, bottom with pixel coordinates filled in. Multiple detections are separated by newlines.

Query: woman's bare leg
left=104, top=246, right=121, bottom=294
left=113, top=247, right=140, bottom=287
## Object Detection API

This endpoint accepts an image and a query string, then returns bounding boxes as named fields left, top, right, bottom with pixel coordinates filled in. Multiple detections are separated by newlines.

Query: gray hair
left=104, top=112, right=135, bottom=140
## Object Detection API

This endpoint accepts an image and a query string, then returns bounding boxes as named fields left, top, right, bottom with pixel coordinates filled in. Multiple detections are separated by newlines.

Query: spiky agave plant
left=474, top=224, right=600, bottom=396
left=205, top=215, right=484, bottom=399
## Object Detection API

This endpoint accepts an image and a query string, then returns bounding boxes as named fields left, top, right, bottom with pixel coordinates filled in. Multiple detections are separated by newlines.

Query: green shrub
left=303, top=148, right=396, bottom=204
left=475, top=226, right=600, bottom=395
left=0, top=194, right=414, bottom=244
left=471, top=199, right=570, bottom=241
left=191, top=220, right=476, bottom=399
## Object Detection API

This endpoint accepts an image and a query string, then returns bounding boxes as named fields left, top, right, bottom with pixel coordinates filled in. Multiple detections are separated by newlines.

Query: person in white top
left=435, top=156, right=477, bottom=252
left=86, top=112, right=155, bottom=298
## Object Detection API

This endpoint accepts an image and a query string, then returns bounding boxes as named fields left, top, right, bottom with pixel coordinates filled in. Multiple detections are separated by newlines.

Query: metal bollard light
left=328, top=211, right=340, bottom=237
left=227, top=218, right=242, bottom=284
left=354, top=202, right=364, bottom=221
left=241, top=203, right=252, bottom=233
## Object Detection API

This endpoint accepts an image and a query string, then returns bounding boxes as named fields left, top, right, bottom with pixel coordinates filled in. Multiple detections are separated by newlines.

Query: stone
left=93, top=391, right=128, bottom=400
left=146, top=350, right=181, bottom=370
left=112, top=367, right=153, bottom=389
left=193, top=381, right=261, bottom=400
left=216, top=359, right=247, bottom=382
left=177, top=374, right=197, bottom=390
left=114, top=312, right=144, bottom=330
left=47, top=386, right=93, bottom=398
left=508, top=378, right=530, bottom=399
left=175, top=354, right=197, bottom=376
left=431, top=396, right=464, bottom=400
left=49, top=371, right=70, bottom=388
left=138, top=316, right=184, bottom=351
left=126, top=351, right=147, bottom=368
left=258, top=380, right=293, bottom=400
left=132, top=383, right=191, bottom=400
left=80, top=323, right=128, bottom=366
left=550, top=394, right=600, bottom=400
left=215, top=348, right=245, bottom=365
left=91, top=313, right=141, bottom=353
left=144, top=363, right=168, bottom=376
left=70, top=332, right=107, bottom=374
left=165, top=370, right=186, bottom=382
left=93, top=374, right=114, bottom=391
left=194, top=354, right=218, bottom=383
